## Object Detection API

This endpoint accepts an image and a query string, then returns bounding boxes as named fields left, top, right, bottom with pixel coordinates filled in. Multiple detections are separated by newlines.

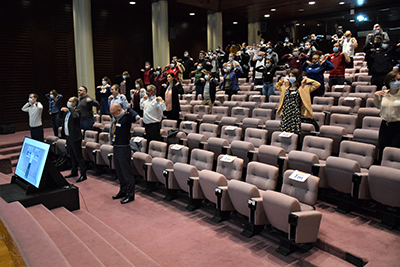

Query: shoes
left=112, top=192, right=126, bottom=199
left=65, top=173, right=78, bottom=178
left=121, top=195, right=135, bottom=204
left=76, top=175, right=87, bottom=183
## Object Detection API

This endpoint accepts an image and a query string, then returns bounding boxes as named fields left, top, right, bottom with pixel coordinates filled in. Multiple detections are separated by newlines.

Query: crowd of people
left=21, top=24, right=400, bottom=204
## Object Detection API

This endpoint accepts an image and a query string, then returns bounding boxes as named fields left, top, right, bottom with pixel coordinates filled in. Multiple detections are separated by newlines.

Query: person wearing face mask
left=254, top=58, right=277, bottom=101
left=282, top=38, right=293, bottom=55
left=196, top=71, right=219, bottom=111
left=96, top=76, right=112, bottom=115
left=161, top=73, right=184, bottom=121
left=194, top=51, right=211, bottom=71
left=77, top=86, right=99, bottom=131
left=190, top=63, right=206, bottom=90
left=252, top=51, right=266, bottom=86
left=108, top=84, right=129, bottom=110
left=164, top=60, right=183, bottom=82
left=374, top=71, right=400, bottom=161
left=309, top=34, right=320, bottom=50
left=172, top=55, right=186, bottom=82
left=365, top=39, right=398, bottom=91
left=302, top=42, right=317, bottom=58
left=237, top=48, right=250, bottom=82
left=119, top=71, right=131, bottom=102
left=339, top=31, right=358, bottom=68
left=60, top=97, right=86, bottom=182
left=275, top=69, right=320, bottom=134
left=151, top=66, right=167, bottom=96
left=45, top=89, right=63, bottom=136
left=326, top=43, right=350, bottom=90
left=140, top=61, right=154, bottom=87
left=22, top=93, right=44, bottom=142
left=366, top=24, right=390, bottom=45
left=302, top=51, right=334, bottom=101
left=130, top=78, right=146, bottom=117
left=209, top=52, right=221, bottom=81
left=265, top=46, right=279, bottom=67
left=221, top=62, right=243, bottom=100
left=108, top=103, right=140, bottom=204
left=182, top=50, right=194, bottom=79
left=282, top=48, right=309, bottom=75
left=227, top=53, right=242, bottom=69
left=141, top=85, right=166, bottom=144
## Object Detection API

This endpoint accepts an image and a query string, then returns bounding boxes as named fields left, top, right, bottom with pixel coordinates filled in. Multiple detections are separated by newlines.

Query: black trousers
left=31, top=126, right=44, bottom=142
left=66, top=137, right=86, bottom=175
left=144, top=122, right=161, bottom=144
left=371, top=74, right=386, bottom=91
left=50, top=113, right=61, bottom=136
left=114, top=146, right=135, bottom=197
left=378, top=120, right=400, bottom=161
left=225, top=89, right=237, bottom=101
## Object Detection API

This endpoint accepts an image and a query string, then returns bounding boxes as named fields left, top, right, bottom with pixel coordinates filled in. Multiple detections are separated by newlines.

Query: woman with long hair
left=161, top=73, right=183, bottom=121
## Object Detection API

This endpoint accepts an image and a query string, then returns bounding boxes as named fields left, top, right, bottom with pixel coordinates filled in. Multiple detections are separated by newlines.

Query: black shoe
left=112, top=192, right=126, bottom=199
left=120, top=195, right=135, bottom=204
left=65, top=172, right=78, bottom=178
left=76, top=175, right=87, bottom=183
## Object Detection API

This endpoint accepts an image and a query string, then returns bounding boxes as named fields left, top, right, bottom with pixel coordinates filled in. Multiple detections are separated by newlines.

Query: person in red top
left=140, top=61, right=154, bottom=87
left=163, top=60, right=183, bottom=82
left=151, top=66, right=167, bottom=96
left=282, top=48, right=308, bottom=75
left=326, top=42, right=351, bottom=90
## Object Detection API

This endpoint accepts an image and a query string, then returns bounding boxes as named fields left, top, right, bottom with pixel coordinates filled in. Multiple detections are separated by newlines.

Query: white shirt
left=255, top=58, right=265, bottom=79
left=340, top=38, right=356, bottom=57
left=21, top=102, right=43, bottom=127
left=64, top=111, right=71, bottom=136
left=140, top=97, right=166, bottom=124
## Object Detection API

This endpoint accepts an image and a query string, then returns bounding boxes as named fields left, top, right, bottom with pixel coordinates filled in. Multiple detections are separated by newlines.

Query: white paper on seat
left=335, top=85, right=345, bottom=88
left=183, top=121, right=192, bottom=125
left=233, top=107, right=243, bottom=109
left=185, top=94, right=193, bottom=97
left=252, top=95, right=261, bottom=97
left=344, top=97, right=356, bottom=101
left=225, top=126, right=237, bottom=130
left=133, top=137, right=144, bottom=142
left=279, top=132, right=293, bottom=138
left=171, top=144, right=184, bottom=150
left=217, top=94, right=225, bottom=97
left=289, top=170, right=310, bottom=182
left=220, top=155, right=237, bottom=162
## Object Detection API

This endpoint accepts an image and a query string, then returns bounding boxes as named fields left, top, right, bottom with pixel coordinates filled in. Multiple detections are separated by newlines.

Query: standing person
left=191, top=64, right=206, bottom=96
left=140, top=85, right=166, bottom=143
left=302, top=51, right=335, bottom=101
left=282, top=48, right=309, bottom=75
left=365, top=24, right=390, bottom=44
left=196, top=71, right=219, bottom=112
left=254, top=58, right=277, bottom=101
left=275, top=69, right=320, bottom=134
left=326, top=43, right=351, bottom=90
left=237, top=48, right=250, bottom=82
left=151, top=67, right=167, bottom=96
left=108, top=84, right=129, bottom=110
left=21, top=93, right=44, bottom=142
left=119, top=71, right=131, bottom=102
left=161, top=73, right=183, bottom=121
left=109, top=103, right=140, bottom=204
left=339, top=31, right=358, bottom=68
left=77, top=86, right=99, bottom=131
left=164, top=60, right=183, bottom=82
left=374, top=71, right=400, bottom=161
left=221, top=62, right=243, bottom=101
left=140, top=61, right=154, bottom=87
left=209, top=52, right=220, bottom=81
left=130, top=78, right=146, bottom=117
left=45, top=89, right=63, bottom=136
left=265, top=46, right=279, bottom=67
left=182, top=51, right=194, bottom=79
left=195, top=51, right=210, bottom=71
left=96, top=76, right=111, bottom=115
left=60, top=97, right=87, bottom=182
left=252, top=51, right=266, bottom=86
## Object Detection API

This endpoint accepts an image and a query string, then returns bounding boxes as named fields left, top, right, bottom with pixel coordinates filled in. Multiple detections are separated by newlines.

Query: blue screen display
left=15, top=137, right=50, bottom=188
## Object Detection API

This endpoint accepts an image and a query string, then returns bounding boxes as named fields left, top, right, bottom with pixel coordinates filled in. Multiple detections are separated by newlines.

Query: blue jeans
left=262, top=82, right=275, bottom=102
left=80, top=118, right=94, bottom=131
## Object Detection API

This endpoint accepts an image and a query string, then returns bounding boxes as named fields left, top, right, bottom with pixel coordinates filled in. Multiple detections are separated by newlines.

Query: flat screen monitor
left=14, top=137, right=50, bottom=188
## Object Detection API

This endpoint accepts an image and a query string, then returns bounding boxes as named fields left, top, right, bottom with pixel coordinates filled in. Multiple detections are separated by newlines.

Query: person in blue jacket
left=45, top=89, right=63, bottom=136
left=221, top=61, right=243, bottom=100
left=302, top=51, right=335, bottom=102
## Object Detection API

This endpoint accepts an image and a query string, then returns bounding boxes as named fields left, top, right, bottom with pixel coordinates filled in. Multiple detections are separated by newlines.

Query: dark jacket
left=221, top=67, right=244, bottom=91
left=161, top=82, right=184, bottom=120
left=255, top=65, right=277, bottom=84
left=195, top=78, right=219, bottom=103
left=365, top=45, right=397, bottom=75
left=60, top=108, right=82, bottom=142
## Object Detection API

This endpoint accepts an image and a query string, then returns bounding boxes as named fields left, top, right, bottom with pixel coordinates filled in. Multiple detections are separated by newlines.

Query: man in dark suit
left=60, top=97, right=87, bottom=182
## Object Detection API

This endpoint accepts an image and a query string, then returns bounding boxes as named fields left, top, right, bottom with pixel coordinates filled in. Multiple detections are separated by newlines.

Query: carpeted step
left=0, top=172, right=11, bottom=184
left=6, top=152, right=20, bottom=161
left=52, top=207, right=134, bottom=267
left=0, top=145, right=22, bottom=155
left=11, top=159, right=18, bottom=167
left=0, top=198, right=70, bottom=267
left=73, top=209, right=161, bottom=267
left=27, top=205, right=105, bottom=267
left=0, top=142, right=23, bottom=150
left=299, top=248, right=355, bottom=267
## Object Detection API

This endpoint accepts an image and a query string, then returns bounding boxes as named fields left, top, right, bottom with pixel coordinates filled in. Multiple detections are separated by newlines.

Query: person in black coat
left=60, top=97, right=87, bottom=183
left=237, top=48, right=251, bottom=82
left=196, top=70, right=219, bottom=112
left=161, top=73, right=184, bottom=121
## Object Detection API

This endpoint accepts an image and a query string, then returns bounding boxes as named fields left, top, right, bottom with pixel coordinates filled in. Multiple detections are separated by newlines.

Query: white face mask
left=67, top=102, right=72, bottom=108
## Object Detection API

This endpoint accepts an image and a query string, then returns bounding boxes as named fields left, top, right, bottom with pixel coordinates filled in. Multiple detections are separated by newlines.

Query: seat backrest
left=270, top=131, right=298, bottom=153
left=269, top=95, right=280, bottom=104
left=313, top=96, right=334, bottom=110
left=244, top=128, right=268, bottom=148
left=355, top=85, right=377, bottom=97
left=240, top=101, right=257, bottom=113
left=338, top=97, right=362, bottom=112
left=215, top=94, right=228, bottom=104
left=257, top=145, right=286, bottom=167
left=206, top=137, right=230, bottom=161
left=222, top=101, right=239, bottom=115
left=216, top=154, right=244, bottom=181
left=211, top=106, right=229, bottom=120
left=339, top=141, right=375, bottom=169
left=330, top=114, right=357, bottom=134
left=260, top=102, right=278, bottom=112
left=252, top=108, right=272, bottom=123
left=281, top=170, right=320, bottom=206
left=190, top=149, right=214, bottom=171
left=199, top=123, right=219, bottom=139
left=381, top=147, right=400, bottom=170
left=193, top=104, right=209, bottom=117
left=358, top=75, right=372, bottom=83
left=202, top=114, right=218, bottom=124
left=366, top=98, right=376, bottom=108
left=231, top=107, right=250, bottom=122
left=312, top=112, right=326, bottom=128
left=302, top=135, right=333, bottom=160
left=362, top=116, right=381, bottom=131
left=265, top=120, right=281, bottom=142
left=319, top=125, right=347, bottom=155
left=311, top=104, right=325, bottom=112
left=220, top=116, right=240, bottom=127
left=179, top=121, right=197, bottom=134
left=168, top=144, right=189, bottom=164
left=232, top=95, right=246, bottom=102
left=101, top=115, right=112, bottom=125
left=179, top=100, right=189, bottom=105
left=161, top=119, right=177, bottom=131
left=368, top=166, right=400, bottom=208
left=220, top=126, right=242, bottom=144
left=229, top=140, right=255, bottom=166
left=148, top=141, right=168, bottom=158
left=84, top=130, right=98, bottom=143
left=330, top=106, right=352, bottom=115
left=249, top=94, right=266, bottom=104
left=98, top=132, right=111, bottom=145
left=246, top=162, right=278, bottom=191
left=189, top=100, right=202, bottom=107
left=332, top=85, right=351, bottom=95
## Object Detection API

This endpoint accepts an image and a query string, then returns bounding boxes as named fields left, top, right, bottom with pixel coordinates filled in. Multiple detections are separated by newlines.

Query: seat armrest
left=289, top=211, right=322, bottom=244
left=215, top=186, right=233, bottom=211
left=352, top=172, right=370, bottom=199
left=248, top=150, right=256, bottom=162
left=310, top=131, right=319, bottom=136
left=163, top=168, right=174, bottom=189
left=249, top=197, right=268, bottom=225
left=222, top=145, right=230, bottom=155
left=187, top=176, right=204, bottom=199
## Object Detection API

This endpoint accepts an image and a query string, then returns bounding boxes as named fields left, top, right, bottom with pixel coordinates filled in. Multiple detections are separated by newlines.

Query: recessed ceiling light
left=271, top=8, right=276, bottom=12
left=233, top=21, right=238, bottom=24
left=350, top=19, right=355, bottom=22
left=299, top=8, right=304, bottom=11
left=303, top=23, right=306, bottom=26
left=339, top=1, right=345, bottom=5
left=296, top=23, right=300, bottom=26
left=189, top=13, right=195, bottom=16
left=264, top=14, right=270, bottom=18
left=129, top=1, right=136, bottom=5
left=309, top=1, right=315, bottom=5
left=317, top=23, right=320, bottom=26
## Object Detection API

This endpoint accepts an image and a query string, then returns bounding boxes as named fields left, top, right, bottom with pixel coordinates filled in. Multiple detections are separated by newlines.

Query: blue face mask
left=28, top=98, right=33, bottom=104
left=258, top=56, right=262, bottom=61
left=382, top=44, right=389, bottom=49
left=226, top=67, right=231, bottom=71
left=305, top=45, right=309, bottom=50
left=145, top=65, right=149, bottom=69
left=156, top=71, right=160, bottom=75
left=253, top=46, right=256, bottom=50
left=184, top=54, right=188, bottom=57
left=197, top=66, right=201, bottom=70
left=229, top=57, right=233, bottom=61
left=390, top=81, right=400, bottom=90
left=287, top=77, right=296, bottom=84
left=333, top=47, right=339, bottom=53
left=375, top=29, right=380, bottom=34
left=67, top=102, right=72, bottom=108
left=122, top=75, right=127, bottom=79
left=216, top=48, right=219, bottom=52
left=102, top=81, right=106, bottom=85
left=50, top=94, right=54, bottom=99
left=293, top=52, right=298, bottom=57
left=267, top=49, right=272, bottom=53
left=285, top=39, right=289, bottom=43
left=170, top=64, right=175, bottom=68
left=266, top=63, right=271, bottom=68
left=300, top=43, right=304, bottom=47
left=204, top=75, right=209, bottom=80
left=135, top=84, right=139, bottom=88
left=212, top=54, right=216, bottom=58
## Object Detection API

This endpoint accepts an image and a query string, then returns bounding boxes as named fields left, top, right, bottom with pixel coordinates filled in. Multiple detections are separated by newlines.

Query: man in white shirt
left=339, top=30, right=358, bottom=68
left=140, top=84, right=166, bottom=144
left=21, top=93, right=44, bottom=142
